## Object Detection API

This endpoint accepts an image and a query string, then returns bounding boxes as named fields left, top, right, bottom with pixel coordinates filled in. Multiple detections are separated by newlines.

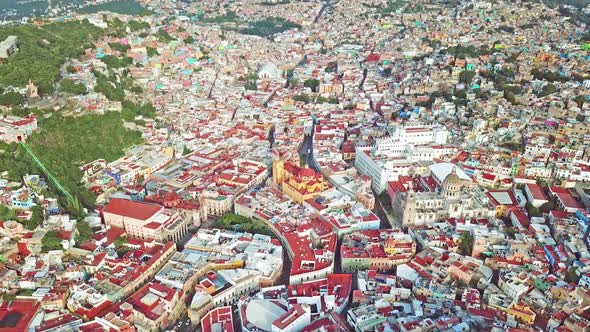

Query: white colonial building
left=355, top=122, right=451, bottom=193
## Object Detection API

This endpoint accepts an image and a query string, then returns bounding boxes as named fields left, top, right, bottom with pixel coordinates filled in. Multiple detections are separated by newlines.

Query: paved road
left=201, top=216, right=221, bottom=229
left=171, top=316, right=197, bottom=332
left=359, top=68, right=368, bottom=90
left=314, top=0, right=332, bottom=23
left=373, top=193, right=401, bottom=229
left=298, top=122, right=320, bottom=172
left=285, top=55, right=308, bottom=89
left=275, top=247, right=293, bottom=286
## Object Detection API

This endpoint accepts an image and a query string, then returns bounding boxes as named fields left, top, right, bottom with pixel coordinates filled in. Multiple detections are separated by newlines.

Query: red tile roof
left=105, top=227, right=126, bottom=243
left=103, top=198, right=162, bottom=221
left=201, top=306, right=233, bottom=332
left=0, top=299, right=41, bottom=332
left=550, top=187, right=583, bottom=210
left=482, top=173, right=496, bottom=181
left=17, top=242, right=30, bottom=256
left=525, top=183, right=548, bottom=201
left=272, top=304, right=306, bottom=330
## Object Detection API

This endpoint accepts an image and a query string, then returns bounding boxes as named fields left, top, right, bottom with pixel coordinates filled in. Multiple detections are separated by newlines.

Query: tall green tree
left=76, top=221, right=93, bottom=244
left=304, top=79, right=320, bottom=92
left=0, top=92, right=23, bottom=106
left=24, top=205, right=44, bottom=230
left=459, top=71, right=476, bottom=84
left=60, top=79, right=87, bottom=95
left=42, top=231, right=62, bottom=252
left=113, top=236, right=129, bottom=256
left=458, top=232, right=474, bottom=256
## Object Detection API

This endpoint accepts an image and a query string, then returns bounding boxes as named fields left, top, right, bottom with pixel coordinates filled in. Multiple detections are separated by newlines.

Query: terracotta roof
left=103, top=198, right=162, bottom=221
left=0, top=299, right=41, bottom=332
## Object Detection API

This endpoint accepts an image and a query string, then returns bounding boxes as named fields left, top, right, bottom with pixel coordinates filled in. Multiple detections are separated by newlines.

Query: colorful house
left=506, top=303, right=536, bottom=325
left=272, top=160, right=329, bottom=203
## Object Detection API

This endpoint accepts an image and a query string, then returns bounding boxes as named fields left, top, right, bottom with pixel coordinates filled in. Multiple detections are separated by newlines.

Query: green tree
left=539, top=200, right=557, bottom=213
left=525, top=202, right=541, bottom=217
left=76, top=221, right=93, bottom=244
left=24, top=205, right=44, bottom=230
left=94, top=73, right=125, bottom=101
left=505, top=227, right=517, bottom=239
left=299, top=154, right=307, bottom=167
left=42, top=231, right=63, bottom=252
left=60, top=79, right=87, bottom=95
left=245, top=80, right=257, bottom=90
left=202, top=11, right=239, bottom=24
left=458, top=232, right=474, bottom=256
left=113, top=236, right=129, bottom=256
left=182, top=145, right=193, bottom=155
left=538, top=83, right=557, bottom=97
left=238, top=17, right=300, bottom=38
left=500, top=66, right=515, bottom=77
left=459, top=70, right=476, bottom=84
left=0, top=109, right=143, bottom=214
left=531, top=68, right=568, bottom=83
left=100, top=55, right=133, bottom=69
left=304, top=79, right=320, bottom=92
left=121, top=100, right=157, bottom=120
left=0, top=205, right=17, bottom=221
left=574, top=95, right=587, bottom=108
left=289, top=77, right=298, bottom=87
left=0, top=92, right=23, bottom=106
left=184, top=36, right=196, bottom=44
left=454, top=89, right=467, bottom=99
left=446, top=45, right=478, bottom=58
left=536, top=178, right=548, bottom=188
left=216, top=213, right=275, bottom=238
left=78, top=190, right=97, bottom=209
left=128, top=20, right=150, bottom=32
left=79, top=0, right=152, bottom=15
left=500, top=141, right=521, bottom=152
left=2, top=294, right=16, bottom=302
left=108, top=42, right=130, bottom=53
left=383, top=67, right=392, bottom=77
left=293, top=94, right=311, bottom=103
left=566, top=268, right=581, bottom=283
left=316, top=96, right=338, bottom=104
left=0, top=20, right=101, bottom=95
left=156, top=29, right=175, bottom=43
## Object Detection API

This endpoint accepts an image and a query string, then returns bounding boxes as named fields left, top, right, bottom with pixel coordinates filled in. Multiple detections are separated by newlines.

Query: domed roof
left=444, top=167, right=462, bottom=185
left=429, top=162, right=470, bottom=183
left=258, top=62, right=281, bottom=79
left=245, top=299, right=287, bottom=331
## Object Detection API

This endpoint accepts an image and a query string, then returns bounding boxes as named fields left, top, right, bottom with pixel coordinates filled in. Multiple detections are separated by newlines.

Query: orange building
left=272, top=160, right=329, bottom=203
left=507, top=303, right=536, bottom=325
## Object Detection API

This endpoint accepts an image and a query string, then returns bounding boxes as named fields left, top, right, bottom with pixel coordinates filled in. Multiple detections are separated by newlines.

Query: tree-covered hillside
left=0, top=20, right=100, bottom=95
